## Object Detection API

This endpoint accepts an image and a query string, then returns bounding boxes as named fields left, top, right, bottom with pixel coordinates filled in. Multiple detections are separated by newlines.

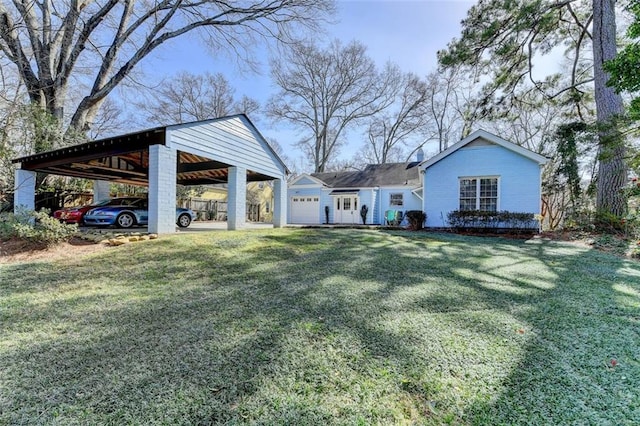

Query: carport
left=12, top=114, right=288, bottom=233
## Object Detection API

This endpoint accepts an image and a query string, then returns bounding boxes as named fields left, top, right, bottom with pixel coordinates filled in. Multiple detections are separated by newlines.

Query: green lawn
left=1, top=229, right=639, bottom=425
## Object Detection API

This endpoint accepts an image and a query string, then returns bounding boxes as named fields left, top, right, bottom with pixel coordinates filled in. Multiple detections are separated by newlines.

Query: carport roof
left=12, top=115, right=283, bottom=186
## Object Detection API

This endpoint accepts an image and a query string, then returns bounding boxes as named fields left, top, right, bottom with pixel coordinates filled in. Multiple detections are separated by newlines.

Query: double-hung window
left=459, top=177, right=498, bottom=211
left=390, top=193, right=404, bottom=207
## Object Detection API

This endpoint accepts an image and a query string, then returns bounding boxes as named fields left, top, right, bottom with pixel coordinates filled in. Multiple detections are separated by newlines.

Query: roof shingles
left=311, top=162, right=421, bottom=188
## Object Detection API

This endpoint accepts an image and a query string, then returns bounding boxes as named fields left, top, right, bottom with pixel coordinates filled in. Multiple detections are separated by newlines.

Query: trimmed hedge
left=447, top=210, right=538, bottom=231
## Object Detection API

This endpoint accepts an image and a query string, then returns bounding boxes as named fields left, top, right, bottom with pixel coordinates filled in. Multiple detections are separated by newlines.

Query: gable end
left=421, top=129, right=548, bottom=170
left=461, top=138, right=495, bottom=148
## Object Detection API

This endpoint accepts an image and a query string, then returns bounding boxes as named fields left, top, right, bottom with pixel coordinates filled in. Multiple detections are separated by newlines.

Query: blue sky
left=141, top=0, right=475, bottom=170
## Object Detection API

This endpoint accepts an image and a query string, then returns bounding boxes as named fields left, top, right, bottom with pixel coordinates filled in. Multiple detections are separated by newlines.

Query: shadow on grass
left=461, top=238, right=640, bottom=424
left=1, top=229, right=639, bottom=424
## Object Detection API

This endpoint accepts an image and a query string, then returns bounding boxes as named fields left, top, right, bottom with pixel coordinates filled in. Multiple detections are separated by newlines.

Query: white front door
left=335, top=196, right=359, bottom=224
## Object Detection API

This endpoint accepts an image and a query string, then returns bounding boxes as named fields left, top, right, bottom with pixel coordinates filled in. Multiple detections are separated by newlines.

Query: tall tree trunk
left=593, top=0, right=627, bottom=216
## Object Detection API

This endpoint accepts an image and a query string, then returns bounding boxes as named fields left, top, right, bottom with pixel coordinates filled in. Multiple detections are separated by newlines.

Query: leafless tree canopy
left=361, top=67, right=429, bottom=164
left=0, top=0, right=334, bottom=135
left=137, top=71, right=260, bottom=125
left=267, top=39, right=394, bottom=172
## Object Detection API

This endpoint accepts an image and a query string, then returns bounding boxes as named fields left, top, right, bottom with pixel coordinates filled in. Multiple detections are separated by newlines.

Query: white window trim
left=411, top=187, right=423, bottom=201
left=458, top=176, right=500, bottom=211
left=334, top=195, right=358, bottom=211
left=389, top=192, right=404, bottom=207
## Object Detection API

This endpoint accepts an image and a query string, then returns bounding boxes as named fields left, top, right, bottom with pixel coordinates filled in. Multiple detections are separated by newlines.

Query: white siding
left=423, top=144, right=543, bottom=227
left=167, top=116, right=286, bottom=179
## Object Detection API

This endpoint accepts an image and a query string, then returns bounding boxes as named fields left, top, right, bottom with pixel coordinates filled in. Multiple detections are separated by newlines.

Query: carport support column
left=14, top=168, right=35, bottom=213
left=93, top=180, right=111, bottom=202
left=148, top=144, right=177, bottom=234
left=227, top=166, right=246, bottom=230
left=273, top=177, right=287, bottom=228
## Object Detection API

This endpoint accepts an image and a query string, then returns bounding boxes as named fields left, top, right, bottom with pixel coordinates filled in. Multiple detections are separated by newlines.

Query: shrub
left=0, top=214, right=14, bottom=238
left=591, top=233, right=629, bottom=255
left=0, top=209, right=78, bottom=246
left=446, top=210, right=538, bottom=231
left=623, top=211, right=640, bottom=240
left=405, top=210, right=426, bottom=231
left=593, top=210, right=625, bottom=234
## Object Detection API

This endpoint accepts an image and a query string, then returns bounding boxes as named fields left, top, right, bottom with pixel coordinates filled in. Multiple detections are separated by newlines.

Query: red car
left=53, top=197, right=140, bottom=224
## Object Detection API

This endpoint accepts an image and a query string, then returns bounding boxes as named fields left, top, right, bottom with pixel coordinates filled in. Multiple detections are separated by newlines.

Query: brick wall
left=148, top=145, right=177, bottom=233
left=227, top=166, right=246, bottom=230
left=14, top=169, right=35, bottom=212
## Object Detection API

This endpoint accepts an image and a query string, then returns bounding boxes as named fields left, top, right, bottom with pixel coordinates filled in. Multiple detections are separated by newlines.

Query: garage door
left=290, top=196, right=320, bottom=224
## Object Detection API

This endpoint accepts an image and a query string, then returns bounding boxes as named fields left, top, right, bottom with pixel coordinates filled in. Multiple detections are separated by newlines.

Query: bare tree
left=361, top=68, right=429, bottom=164
left=426, top=68, right=457, bottom=152
left=0, top=89, right=88, bottom=191
left=267, top=39, right=394, bottom=172
left=235, top=95, right=261, bottom=118
left=0, top=0, right=334, bottom=139
left=138, top=71, right=260, bottom=125
left=87, top=97, right=129, bottom=139
left=0, top=73, right=24, bottom=201
left=484, top=91, right=564, bottom=156
left=422, top=65, right=487, bottom=153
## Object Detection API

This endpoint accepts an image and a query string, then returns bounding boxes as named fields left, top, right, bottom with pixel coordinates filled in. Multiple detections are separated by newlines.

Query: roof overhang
left=329, top=190, right=359, bottom=195
left=289, top=173, right=327, bottom=186
left=420, top=129, right=549, bottom=170
left=12, top=119, right=278, bottom=186
left=12, top=128, right=165, bottom=186
left=411, top=187, right=423, bottom=201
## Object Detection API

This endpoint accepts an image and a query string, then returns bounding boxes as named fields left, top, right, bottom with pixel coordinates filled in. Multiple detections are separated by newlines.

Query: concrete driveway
left=178, top=221, right=275, bottom=232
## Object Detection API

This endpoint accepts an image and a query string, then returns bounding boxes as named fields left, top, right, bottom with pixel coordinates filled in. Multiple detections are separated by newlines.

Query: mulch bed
left=0, top=237, right=105, bottom=264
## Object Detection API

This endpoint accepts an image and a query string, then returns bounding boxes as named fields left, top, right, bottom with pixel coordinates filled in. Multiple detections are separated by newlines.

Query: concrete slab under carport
left=12, top=115, right=289, bottom=234
left=78, top=221, right=276, bottom=234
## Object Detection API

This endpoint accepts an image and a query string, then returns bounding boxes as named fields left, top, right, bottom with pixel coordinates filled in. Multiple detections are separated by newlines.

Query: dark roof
left=312, top=162, right=421, bottom=188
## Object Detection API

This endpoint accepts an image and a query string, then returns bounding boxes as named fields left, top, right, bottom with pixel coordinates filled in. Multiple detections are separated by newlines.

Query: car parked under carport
left=83, top=197, right=195, bottom=228
left=12, top=114, right=289, bottom=234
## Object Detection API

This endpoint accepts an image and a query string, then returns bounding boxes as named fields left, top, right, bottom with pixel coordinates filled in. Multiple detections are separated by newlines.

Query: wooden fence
left=180, top=198, right=261, bottom=222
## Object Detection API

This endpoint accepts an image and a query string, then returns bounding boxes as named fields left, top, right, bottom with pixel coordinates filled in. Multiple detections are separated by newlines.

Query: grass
left=1, top=228, right=639, bottom=425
